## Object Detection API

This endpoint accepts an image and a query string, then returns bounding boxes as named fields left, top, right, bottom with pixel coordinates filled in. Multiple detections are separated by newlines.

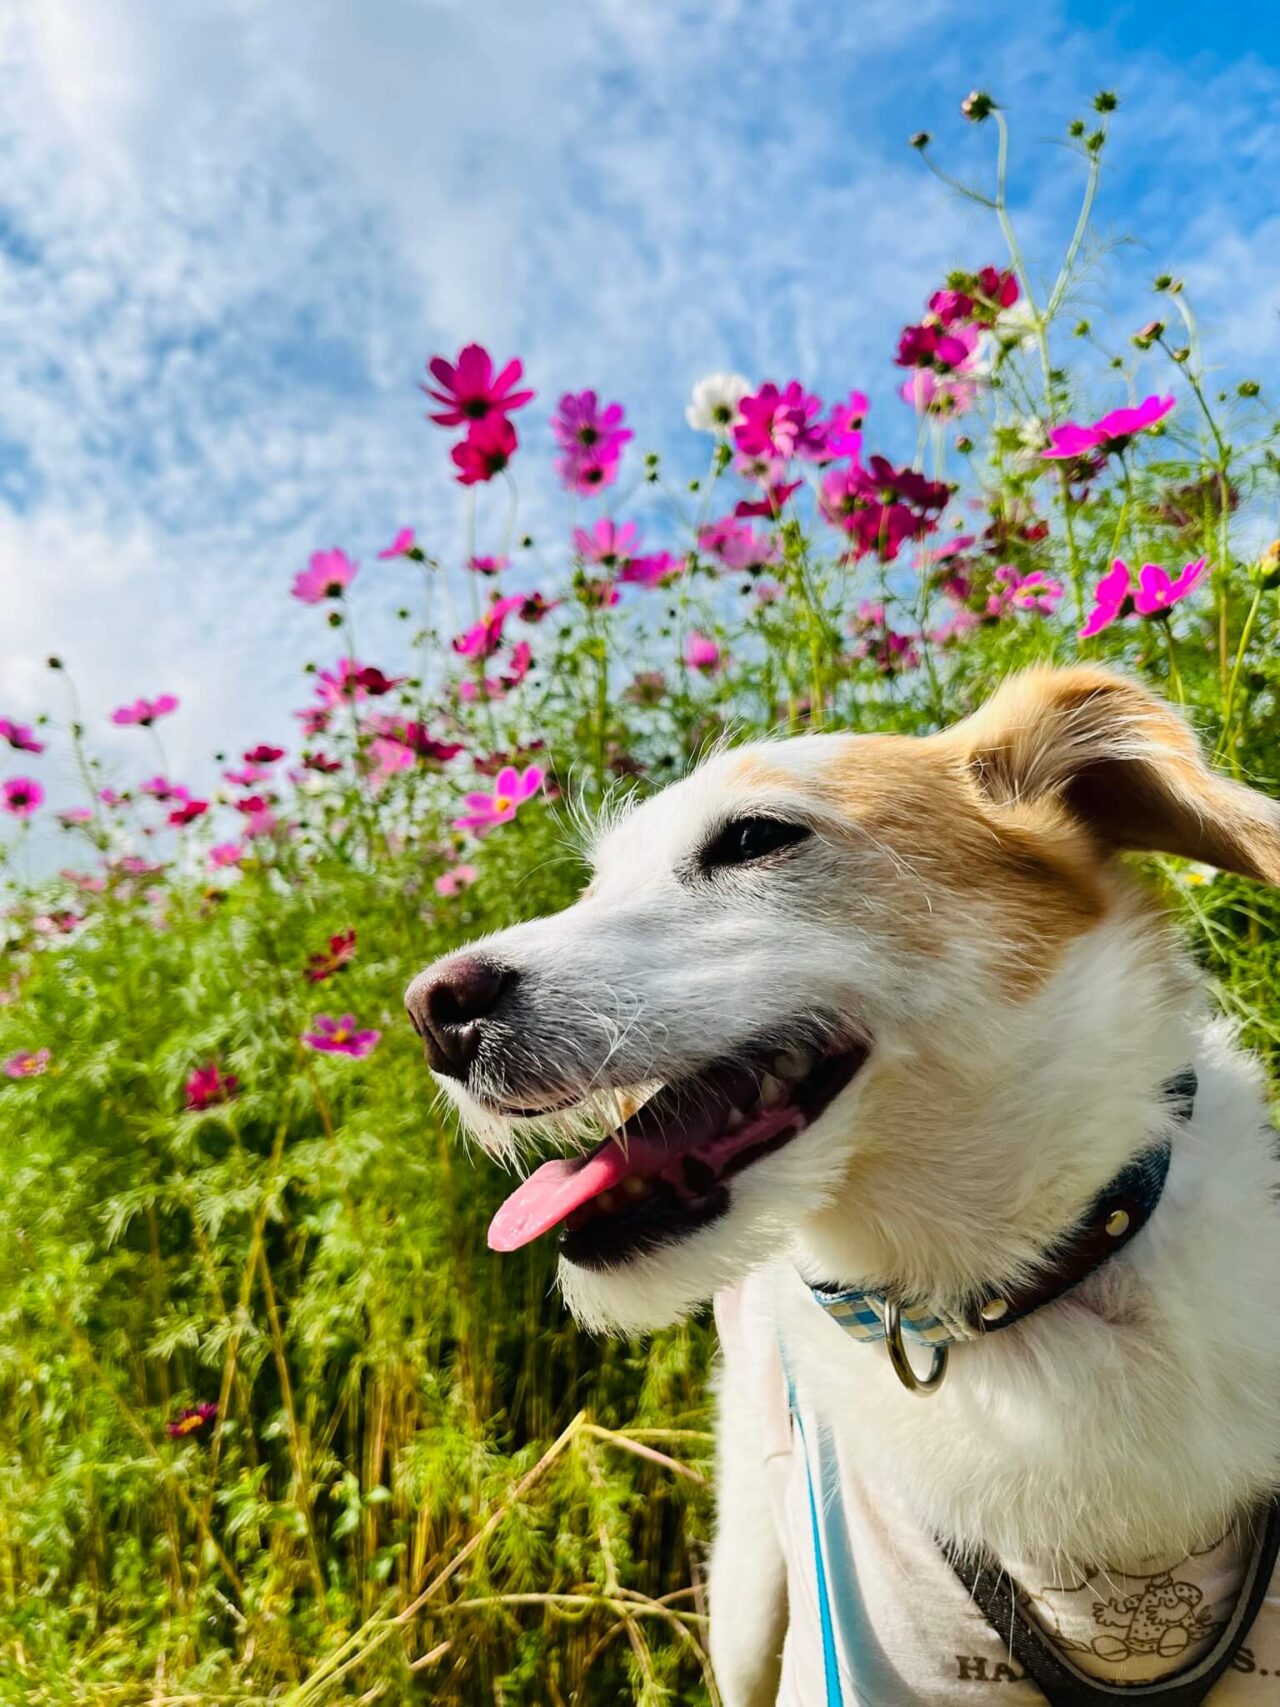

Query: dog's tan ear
left=953, top=666, right=1280, bottom=883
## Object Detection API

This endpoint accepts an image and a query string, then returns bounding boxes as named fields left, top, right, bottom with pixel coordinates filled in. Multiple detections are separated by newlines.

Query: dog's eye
left=701, top=816, right=811, bottom=869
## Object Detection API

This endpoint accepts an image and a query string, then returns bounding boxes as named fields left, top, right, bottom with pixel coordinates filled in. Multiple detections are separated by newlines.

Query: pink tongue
left=488, top=1145, right=635, bottom=1252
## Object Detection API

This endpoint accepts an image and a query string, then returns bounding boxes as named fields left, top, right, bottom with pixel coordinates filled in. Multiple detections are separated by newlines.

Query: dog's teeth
left=759, top=1073, right=786, bottom=1108
left=622, top=1175, right=647, bottom=1199
left=726, top=1106, right=745, bottom=1130
left=775, top=1046, right=814, bottom=1083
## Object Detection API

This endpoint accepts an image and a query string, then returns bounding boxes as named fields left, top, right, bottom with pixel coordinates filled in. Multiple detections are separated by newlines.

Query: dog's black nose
left=405, top=955, right=512, bottom=1079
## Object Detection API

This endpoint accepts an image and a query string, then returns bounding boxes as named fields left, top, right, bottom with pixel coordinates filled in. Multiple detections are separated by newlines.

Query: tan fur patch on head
left=734, top=736, right=1109, bottom=993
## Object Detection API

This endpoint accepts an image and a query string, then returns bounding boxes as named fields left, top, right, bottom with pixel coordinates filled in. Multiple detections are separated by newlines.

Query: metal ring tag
left=882, top=1298, right=949, bottom=1396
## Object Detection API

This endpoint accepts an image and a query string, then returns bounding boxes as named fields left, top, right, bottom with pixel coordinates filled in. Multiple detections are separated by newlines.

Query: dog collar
left=807, top=1069, right=1196, bottom=1393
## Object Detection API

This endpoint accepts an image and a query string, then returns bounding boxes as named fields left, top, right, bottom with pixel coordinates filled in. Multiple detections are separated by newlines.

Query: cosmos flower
left=684, top=632, right=722, bottom=673
left=112, top=695, right=179, bottom=727
left=377, top=528, right=418, bottom=559
left=1042, top=395, right=1175, bottom=460
left=434, top=864, right=479, bottom=897
left=0, top=719, right=44, bottom=754
left=619, top=552, right=684, bottom=587
left=468, top=555, right=508, bottom=575
left=451, top=416, right=518, bottom=485
left=302, top=1014, right=382, bottom=1058
left=208, top=842, right=247, bottom=869
left=685, top=372, right=753, bottom=435
left=3, top=1047, right=50, bottom=1078
left=573, top=518, right=641, bottom=567
left=305, top=929, right=357, bottom=983
left=452, top=765, right=544, bottom=833
left=2, top=778, right=43, bottom=817
left=452, top=596, right=524, bottom=661
left=552, top=390, right=633, bottom=493
left=292, top=549, right=357, bottom=604
left=733, top=381, right=827, bottom=461
left=184, top=1062, right=239, bottom=1111
left=168, top=799, right=209, bottom=827
left=422, top=344, right=533, bottom=428
left=165, top=1401, right=219, bottom=1438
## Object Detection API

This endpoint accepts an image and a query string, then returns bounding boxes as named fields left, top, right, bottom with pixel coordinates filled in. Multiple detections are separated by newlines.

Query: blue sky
left=2, top=0, right=1278, bottom=835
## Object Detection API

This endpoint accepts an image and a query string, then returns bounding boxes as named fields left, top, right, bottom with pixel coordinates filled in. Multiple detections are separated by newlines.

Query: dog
left=406, top=667, right=1280, bottom=1704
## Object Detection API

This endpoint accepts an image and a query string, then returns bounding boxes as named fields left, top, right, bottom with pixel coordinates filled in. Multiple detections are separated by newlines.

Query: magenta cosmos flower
left=468, top=554, right=508, bottom=575
left=453, top=594, right=524, bottom=661
left=2, top=777, right=43, bottom=817
left=303, top=1013, right=382, bottom=1057
left=552, top=390, right=633, bottom=494
left=733, top=381, right=827, bottom=461
left=166, top=1401, right=218, bottom=1438
left=1043, top=395, right=1175, bottom=460
left=305, top=928, right=357, bottom=983
left=452, top=416, right=518, bottom=485
left=986, top=566, right=1064, bottom=618
left=422, top=344, right=534, bottom=428
left=185, top=1061, right=239, bottom=1111
left=209, top=842, right=247, bottom=869
left=112, top=694, right=179, bottom=727
left=4, top=1047, right=50, bottom=1079
left=1079, top=557, right=1207, bottom=638
left=619, top=551, right=683, bottom=587
left=435, top=863, right=479, bottom=897
left=377, top=528, right=418, bottom=559
left=292, top=548, right=357, bottom=604
left=452, top=764, right=544, bottom=833
left=697, top=518, right=779, bottom=573
left=0, top=718, right=44, bottom=754
left=684, top=631, right=722, bottom=673
left=573, top=518, right=641, bottom=568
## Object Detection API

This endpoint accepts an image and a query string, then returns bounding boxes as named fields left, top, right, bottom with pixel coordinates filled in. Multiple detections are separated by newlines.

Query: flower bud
left=1068, top=118, right=1085, bottom=137
left=961, top=90, right=995, bottom=122
left=1260, top=541, right=1280, bottom=589
left=1171, top=346, right=1190, bottom=364
left=909, top=131, right=931, bottom=149
left=1153, top=273, right=1173, bottom=291
left=1237, top=380, right=1260, bottom=398
left=1093, top=89, right=1119, bottom=112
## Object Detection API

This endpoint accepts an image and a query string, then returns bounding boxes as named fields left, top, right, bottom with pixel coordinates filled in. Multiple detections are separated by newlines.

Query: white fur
left=412, top=674, right=1280, bottom=1703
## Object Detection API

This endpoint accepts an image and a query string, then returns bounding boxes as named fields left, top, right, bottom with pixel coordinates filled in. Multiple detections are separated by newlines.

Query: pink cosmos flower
left=314, top=660, right=405, bottom=706
left=4, top=1047, right=50, bottom=1079
left=468, top=554, right=508, bottom=575
left=452, top=416, right=518, bottom=485
left=292, top=548, right=356, bottom=604
left=303, top=1013, right=382, bottom=1057
left=166, top=1401, right=218, bottom=1438
left=519, top=592, right=561, bottom=623
left=697, top=518, right=779, bottom=573
left=296, top=706, right=331, bottom=737
left=735, top=480, right=803, bottom=518
left=2, top=778, right=43, bottom=817
left=620, top=552, right=683, bottom=587
left=422, top=345, right=533, bottom=428
left=209, top=842, right=247, bottom=869
left=377, top=528, right=418, bottom=559
left=1042, top=395, right=1175, bottom=460
left=185, top=1062, right=239, bottom=1111
left=169, top=799, right=208, bottom=827
left=552, top=391, right=633, bottom=494
left=0, top=718, right=44, bottom=754
left=1079, top=560, right=1135, bottom=637
left=900, top=368, right=978, bottom=417
left=573, top=518, right=641, bottom=567
left=435, top=863, right=479, bottom=897
left=224, top=764, right=267, bottom=788
left=32, top=910, right=80, bottom=937
left=99, top=788, right=125, bottom=807
left=305, top=929, right=357, bottom=983
left=684, top=632, right=722, bottom=673
left=500, top=640, right=533, bottom=690
left=303, top=751, right=342, bottom=773
left=1134, top=556, right=1208, bottom=617
left=58, top=806, right=94, bottom=825
left=733, top=381, right=827, bottom=461
left=824, top=392, right=870, bottom=458
left=986, top=565, right=1064, bottom=618
left=112, top=694, right=179, bottom=727
left=895, top=322, right=977, bottom=372
left=452, top=764, right=544, bottom=833
left=818, top=456, right=948, bottom=562
left=452, top=595, right=524, bottom=661
left=140, top=776, right=190, bottom=804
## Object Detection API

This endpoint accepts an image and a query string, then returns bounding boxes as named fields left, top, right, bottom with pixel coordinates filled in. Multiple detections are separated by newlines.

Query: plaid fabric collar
left=809, top=1069, right=1196, bottom=1350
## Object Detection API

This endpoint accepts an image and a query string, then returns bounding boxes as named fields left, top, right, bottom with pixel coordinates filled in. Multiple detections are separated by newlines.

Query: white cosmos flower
left=685, top=372, right=752, bottom=435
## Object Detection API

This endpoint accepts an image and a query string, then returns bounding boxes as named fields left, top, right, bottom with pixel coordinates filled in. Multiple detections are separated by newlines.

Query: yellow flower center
left=494, top=794, right=513, bottom=813
left=332, top=1028, right=351, bottom=1044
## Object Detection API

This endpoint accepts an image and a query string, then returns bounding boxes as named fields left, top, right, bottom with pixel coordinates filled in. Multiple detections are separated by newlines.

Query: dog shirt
left=715, top=1272, right=1280, bottom=1705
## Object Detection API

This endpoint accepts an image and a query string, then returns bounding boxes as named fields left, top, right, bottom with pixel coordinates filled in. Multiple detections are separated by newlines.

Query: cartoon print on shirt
left=1090, top=1571, right=1219, bottom=1661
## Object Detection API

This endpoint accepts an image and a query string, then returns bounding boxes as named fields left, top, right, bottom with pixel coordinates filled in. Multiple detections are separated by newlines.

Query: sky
left=2, top=0, right=1278, bottom=844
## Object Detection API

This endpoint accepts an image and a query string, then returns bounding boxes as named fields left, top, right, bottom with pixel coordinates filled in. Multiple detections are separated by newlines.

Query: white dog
left=407, top=667, right=1280, bottom=1704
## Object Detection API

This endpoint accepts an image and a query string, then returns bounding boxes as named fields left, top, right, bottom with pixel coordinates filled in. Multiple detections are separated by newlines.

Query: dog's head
left=406, top=667, right=1280, bottom=1331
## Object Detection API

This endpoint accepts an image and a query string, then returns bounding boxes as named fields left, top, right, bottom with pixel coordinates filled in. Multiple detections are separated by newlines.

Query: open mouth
left=487, top=1034, right=870, bottom=1269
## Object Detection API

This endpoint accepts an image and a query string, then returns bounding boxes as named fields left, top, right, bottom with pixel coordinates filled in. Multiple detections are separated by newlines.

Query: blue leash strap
left=781, top=1347, right=845, bottom=1707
